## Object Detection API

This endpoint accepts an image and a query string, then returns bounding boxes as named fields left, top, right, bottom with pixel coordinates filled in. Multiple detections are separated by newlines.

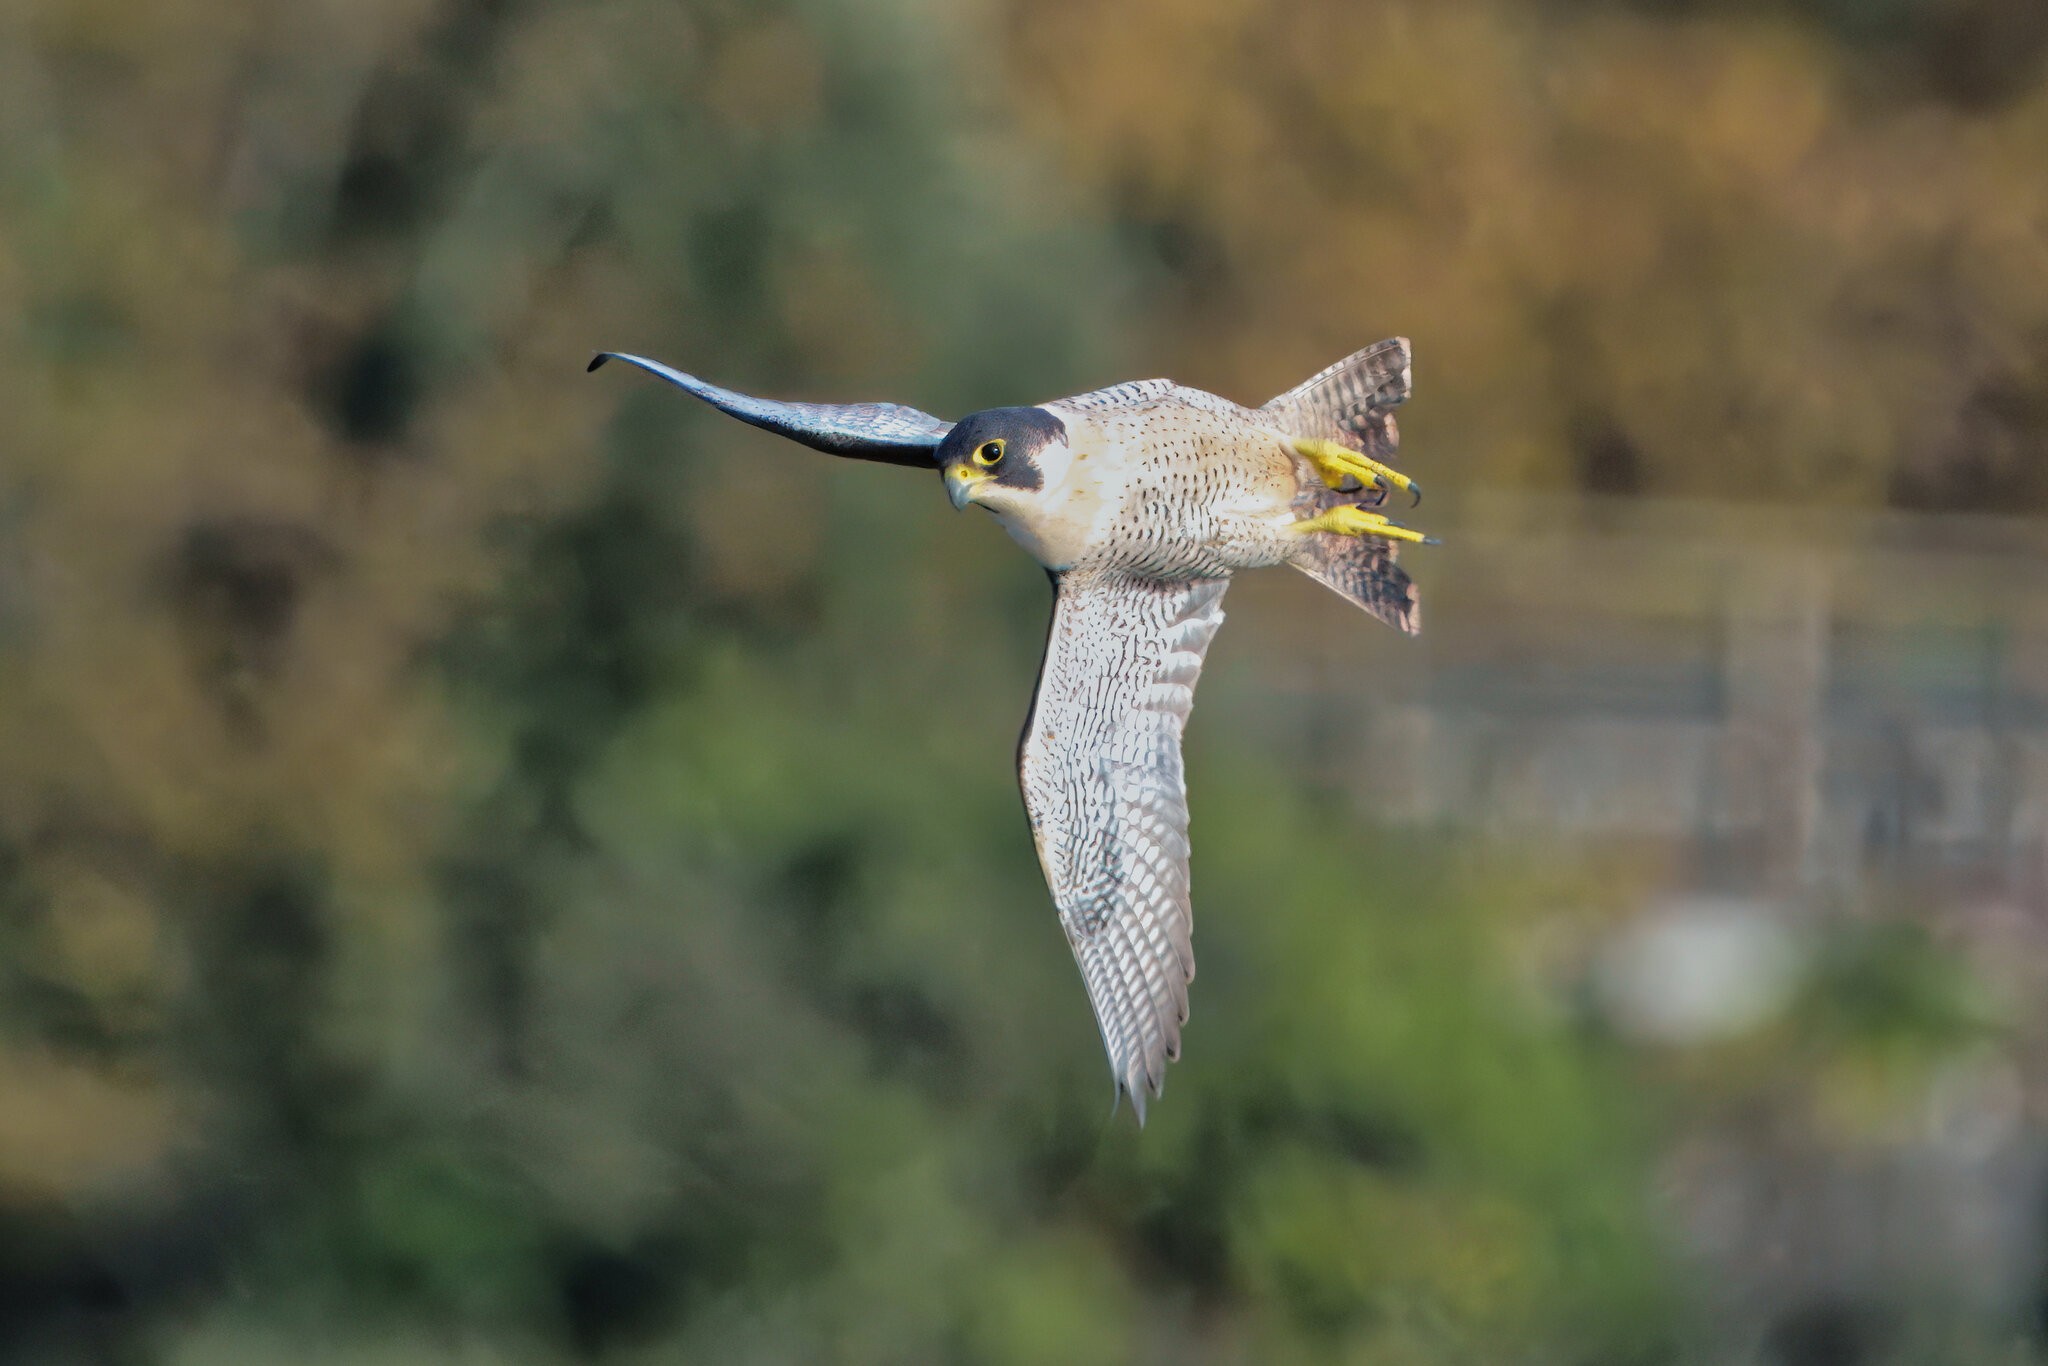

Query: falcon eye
left=974, top=439, right=1005, bottom=467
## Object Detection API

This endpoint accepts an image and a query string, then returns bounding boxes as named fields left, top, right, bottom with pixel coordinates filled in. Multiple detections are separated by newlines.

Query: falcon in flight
left=589, top=340, right=1430, bottom=1121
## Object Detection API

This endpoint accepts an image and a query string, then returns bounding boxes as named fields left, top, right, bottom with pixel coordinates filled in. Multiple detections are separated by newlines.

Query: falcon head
left=938, top=407, right=1069, bottom=514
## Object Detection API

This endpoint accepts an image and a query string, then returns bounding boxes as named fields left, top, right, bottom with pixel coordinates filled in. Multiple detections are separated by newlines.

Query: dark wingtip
left=586, top=353, right=611, bottom=373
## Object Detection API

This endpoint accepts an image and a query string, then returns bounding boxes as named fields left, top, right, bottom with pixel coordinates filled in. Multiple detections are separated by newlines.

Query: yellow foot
left=1290, top=503, right=1438, bottom=545
left=1290, top=436, right=1422, bottom=506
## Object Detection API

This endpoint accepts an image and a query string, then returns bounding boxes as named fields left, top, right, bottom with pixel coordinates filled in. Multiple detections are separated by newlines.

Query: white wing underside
left=1018, top=569, right=1229, bottom=1122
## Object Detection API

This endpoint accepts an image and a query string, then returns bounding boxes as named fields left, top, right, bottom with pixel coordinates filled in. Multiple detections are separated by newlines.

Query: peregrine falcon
left=589, top=341, right=1430, bottom=1121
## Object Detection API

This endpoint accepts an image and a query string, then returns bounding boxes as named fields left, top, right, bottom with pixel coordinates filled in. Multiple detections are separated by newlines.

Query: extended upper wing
left=588, top=352, right=952, bottom=467
left=1018, top=569, right=1229, bottom=1122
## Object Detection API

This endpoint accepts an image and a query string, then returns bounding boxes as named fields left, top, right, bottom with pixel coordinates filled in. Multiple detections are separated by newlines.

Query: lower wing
left=1017, top=568, right=1230, bottom=1122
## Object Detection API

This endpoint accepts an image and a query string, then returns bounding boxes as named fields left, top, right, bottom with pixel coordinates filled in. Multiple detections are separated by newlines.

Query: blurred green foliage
left=2, top=0, right=2045, bottom=1361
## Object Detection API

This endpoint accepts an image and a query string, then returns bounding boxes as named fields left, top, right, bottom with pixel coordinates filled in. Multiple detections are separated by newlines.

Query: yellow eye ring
left=974, top=439, right=1005, bottom=467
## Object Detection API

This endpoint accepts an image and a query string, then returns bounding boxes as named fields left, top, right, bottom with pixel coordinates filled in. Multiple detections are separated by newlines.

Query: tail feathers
left=1291, top=531, right=1419, bottom=634
left=1261, top=337, right=1410, bottom=461
left=1270, top=338, right=1421, bottom=631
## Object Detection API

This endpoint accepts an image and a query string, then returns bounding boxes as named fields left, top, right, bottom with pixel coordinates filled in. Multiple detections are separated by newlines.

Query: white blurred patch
left=1596, top=896, right=1806, bottom=1044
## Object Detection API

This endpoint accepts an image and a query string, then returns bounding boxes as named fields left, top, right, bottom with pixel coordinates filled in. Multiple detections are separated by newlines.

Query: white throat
left=975, top=433, right=1120, bottom=571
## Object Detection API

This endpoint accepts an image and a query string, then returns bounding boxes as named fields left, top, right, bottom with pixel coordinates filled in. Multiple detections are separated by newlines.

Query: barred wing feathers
left=1018, top=570, right=1229, bottom=1122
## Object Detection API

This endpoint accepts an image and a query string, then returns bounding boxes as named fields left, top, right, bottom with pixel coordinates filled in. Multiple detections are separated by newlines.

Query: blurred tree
left=1002, top=0, right=2048, bottom=513
left=2, top=0, right=2041, bottom=1360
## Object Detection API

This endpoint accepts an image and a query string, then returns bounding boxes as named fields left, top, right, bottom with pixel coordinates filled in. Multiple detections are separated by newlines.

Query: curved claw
left=1291, top=436, right=1422, bottom=508
left=1370, top=473, right=1424, bottom=507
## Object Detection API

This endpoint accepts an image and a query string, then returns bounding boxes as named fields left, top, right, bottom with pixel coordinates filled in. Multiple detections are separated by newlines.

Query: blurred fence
left=1217, top=492, right=2048, bottom=908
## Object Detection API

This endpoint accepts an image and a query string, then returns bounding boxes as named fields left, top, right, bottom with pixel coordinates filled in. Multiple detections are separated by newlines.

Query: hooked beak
left=944, top=463, right=991, bottom=511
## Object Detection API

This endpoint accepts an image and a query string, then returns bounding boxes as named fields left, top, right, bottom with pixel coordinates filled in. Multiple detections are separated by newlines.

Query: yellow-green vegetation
left=1, top=0, right=2041, bottom=1360
left=1006, top=0, right=2048, bottom=510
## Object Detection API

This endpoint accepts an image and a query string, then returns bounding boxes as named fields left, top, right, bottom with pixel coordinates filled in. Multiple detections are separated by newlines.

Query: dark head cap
left=935, top=406, right=1066, bottom=493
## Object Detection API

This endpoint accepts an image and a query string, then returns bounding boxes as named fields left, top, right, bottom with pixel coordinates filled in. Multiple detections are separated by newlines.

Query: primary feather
left=588, top=352, right=951, bottom=465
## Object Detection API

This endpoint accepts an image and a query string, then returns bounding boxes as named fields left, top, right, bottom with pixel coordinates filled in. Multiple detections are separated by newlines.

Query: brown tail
left=1266, top=338, right=1421, bottom=633
left=1260, top=337, right=1410, bottom=462
left=1290, top=531, right=1419, bottom=633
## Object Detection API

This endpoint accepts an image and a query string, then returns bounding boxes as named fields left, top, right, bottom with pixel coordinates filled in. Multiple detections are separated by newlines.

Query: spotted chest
left=1044, top=387, right=1304, bottom=579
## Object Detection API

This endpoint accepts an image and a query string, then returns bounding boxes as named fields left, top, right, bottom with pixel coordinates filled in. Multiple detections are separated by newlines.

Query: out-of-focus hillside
left=1, top=0, right=2046, bottom=1361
